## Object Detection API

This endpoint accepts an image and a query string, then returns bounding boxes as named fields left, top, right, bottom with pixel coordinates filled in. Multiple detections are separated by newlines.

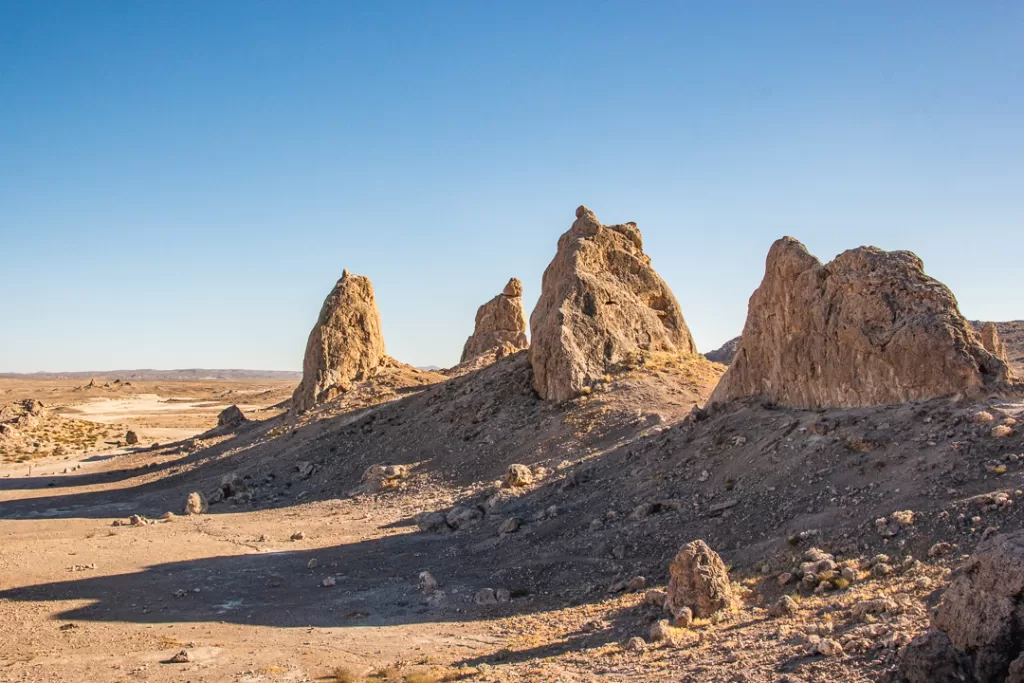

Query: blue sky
left=1, top=1, right=1021, bottom=372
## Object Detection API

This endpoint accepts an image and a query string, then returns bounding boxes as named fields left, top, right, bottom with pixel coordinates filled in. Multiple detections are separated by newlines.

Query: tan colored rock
left=292, top=270, right=387, bottom=413
left=530, top=206, right=698, bottom=401
left=460, top=278, right=529, bottom=362
left=666, top=540, right=733, bottom=619
left=981, top=322, right=1009, bottom=364
left=710, top=237, right=1009, bottom=409
left=931, top=530, right=1024, bottom=682
left=184, top=491, right=207, bottom=515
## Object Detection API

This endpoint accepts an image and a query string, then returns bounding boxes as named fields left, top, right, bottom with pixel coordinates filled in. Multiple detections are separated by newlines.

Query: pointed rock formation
left=460, top=277, right=529, bottom=362
left=710, top=237, right=1009, bottom=409
left=980, top=322, right=1009, bottom=364
left=529, top=206, right=698, bottom=401
left=292, top=270, right=387, bottom=413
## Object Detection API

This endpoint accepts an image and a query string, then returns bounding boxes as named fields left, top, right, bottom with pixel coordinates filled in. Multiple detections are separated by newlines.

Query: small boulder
left=418, top=571, right=439, bottom=594
left=666, top=540, right=733, bottom=619
left=183, top=493, right=206, bottom=516
left=217, top=405, right=247, bottom=428
left=503, top=464, right=533, bottom=488
left=361, top=464, right=409, bottom=492
left=125, top=431, right=139, bottom=445
left=474, top=588, right=498, bottom=605
left=891, top=630, right=974, bottom=683
left=414, top=511, right=449, bottom=533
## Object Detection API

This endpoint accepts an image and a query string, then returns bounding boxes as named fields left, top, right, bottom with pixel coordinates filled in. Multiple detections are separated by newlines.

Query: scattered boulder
left=474, top=588, right=498, bottom=605
left=0, top=424, right=18, bottom=439
left=529, top=206, right=699, bottom=401
left=418, top=571, right=439, bottom=594
left=460, top=277, right=529, bottom=362
left=125, top=431, right=139, bottom=445
left=184, top=492, right=208, bottom=516
left=892, top=630, right=975, bottom=683
left=666, top=540, right=733, bottom=619
left=217, top=405, right=247, bottom=428
left=710, top=237, right=1009, bottom=409
left=220, top=472, right=247, bottom=498
left=292, top=270, right=387, bottom=413
left=503, top=464, right=534, bottom=488
left=361, top=464, right=409, bottom=492
left=414, top=511, right=449, bottom=533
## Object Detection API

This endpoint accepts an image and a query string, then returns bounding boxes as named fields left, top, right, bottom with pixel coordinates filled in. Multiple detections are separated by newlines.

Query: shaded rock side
left=930, top=530, right=1024, bottom=682
left=529, top=206, right=698, bottom=401
left=460, top=277, right=529, bottom=362
left=710, top=237, right=1009, bottom=409
left=292, top=270, right=387, bottom=413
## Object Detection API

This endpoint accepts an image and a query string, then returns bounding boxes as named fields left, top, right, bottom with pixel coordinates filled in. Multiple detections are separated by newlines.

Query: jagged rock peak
left=292, top=271, right=387, bottom=413
left=460, top=277, right=529, bottom=363
left=710, top=237, right=1010, bottom=409
left=529, top=206, right=698, bottom=401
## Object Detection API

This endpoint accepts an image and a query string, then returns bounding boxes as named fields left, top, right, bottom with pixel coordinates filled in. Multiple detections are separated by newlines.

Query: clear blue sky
left=2, top=1, right=1021, bottom=372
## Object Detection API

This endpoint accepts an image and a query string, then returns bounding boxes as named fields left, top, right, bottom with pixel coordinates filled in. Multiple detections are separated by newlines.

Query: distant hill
left=0, top=369, right=302, bottom=381
left=703, top=337, right=740, bottom=366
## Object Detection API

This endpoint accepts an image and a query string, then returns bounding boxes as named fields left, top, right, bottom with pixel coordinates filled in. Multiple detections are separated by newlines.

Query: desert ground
left=1, top=357, right=1023, bottom=683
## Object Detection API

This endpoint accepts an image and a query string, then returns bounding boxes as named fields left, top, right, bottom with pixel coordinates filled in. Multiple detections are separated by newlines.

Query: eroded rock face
left=704, top=337, right=740, bottom=366
left=710, top=237, right=1009, bottom=409
left=460, top=277, right=529, bottom=362
left=666, top=540, right=733, bottom=619
left=530, top=206, right=697, bottom=401
left=292, top=270, right=387, bottom=413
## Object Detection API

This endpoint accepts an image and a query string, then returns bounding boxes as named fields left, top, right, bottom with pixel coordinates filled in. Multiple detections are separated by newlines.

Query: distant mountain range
left=0, top=369, right=302, bottom=381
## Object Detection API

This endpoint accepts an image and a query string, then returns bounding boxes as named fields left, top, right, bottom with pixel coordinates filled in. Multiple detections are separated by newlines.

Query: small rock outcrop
left=710, top=237, right=1009, bottom=409
left=666, top=540, right=733, bottom=619
left=292, top=270, right=387, bottom=413
left=981, top=322, right=1009, bottom=365
left=530, top=206, right=698, bottom=401
left=893, top=530, right=1024, bottom=683
left=460, top=278, right=529, bottom=362
left=217, top=405, right=247, bottom=428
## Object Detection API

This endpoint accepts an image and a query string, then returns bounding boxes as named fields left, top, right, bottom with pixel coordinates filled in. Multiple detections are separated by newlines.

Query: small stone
left=161, top=512, right=176, bottom=522
left=777, top=572, right=794, bottom=586
left=817, top=638, right=843, bottom=657
left=872, top=562, right=893, bottom=578
left=168, top=650, right=190, bottom=663
left=627, top=576, right=647, bottom=592
left=768, top=595, right=798, bottom=618
left=321, top=576, right=336, bottom=587
left=291, top=531, right=305, bottom=541
left=307, top=558, right=318, bottom=569
left=649, top=619, right=675, bottom=643
left=418, top=571, right=439, bottom=594
left=624, top=636, right=646, bottom=651
left=497, top=517, right=520, bottom=535
left=992, top=425, right=1013, bottom=438
left=183, top=489, right=206, bottom=516
left=671, top=606, right=693, bottom=628
left=841, top=566, right=857, bottom=582
left=495, top=588, right=511, bottom=603
left=503, top=464, right=533, bottom=488
left=643, top=589, right=668, bottom=608
left=474, top=588, right=498, bottom=605
left=415, top=511, right=449, bottom=533
left=125, top=431, right=139, bottom=445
